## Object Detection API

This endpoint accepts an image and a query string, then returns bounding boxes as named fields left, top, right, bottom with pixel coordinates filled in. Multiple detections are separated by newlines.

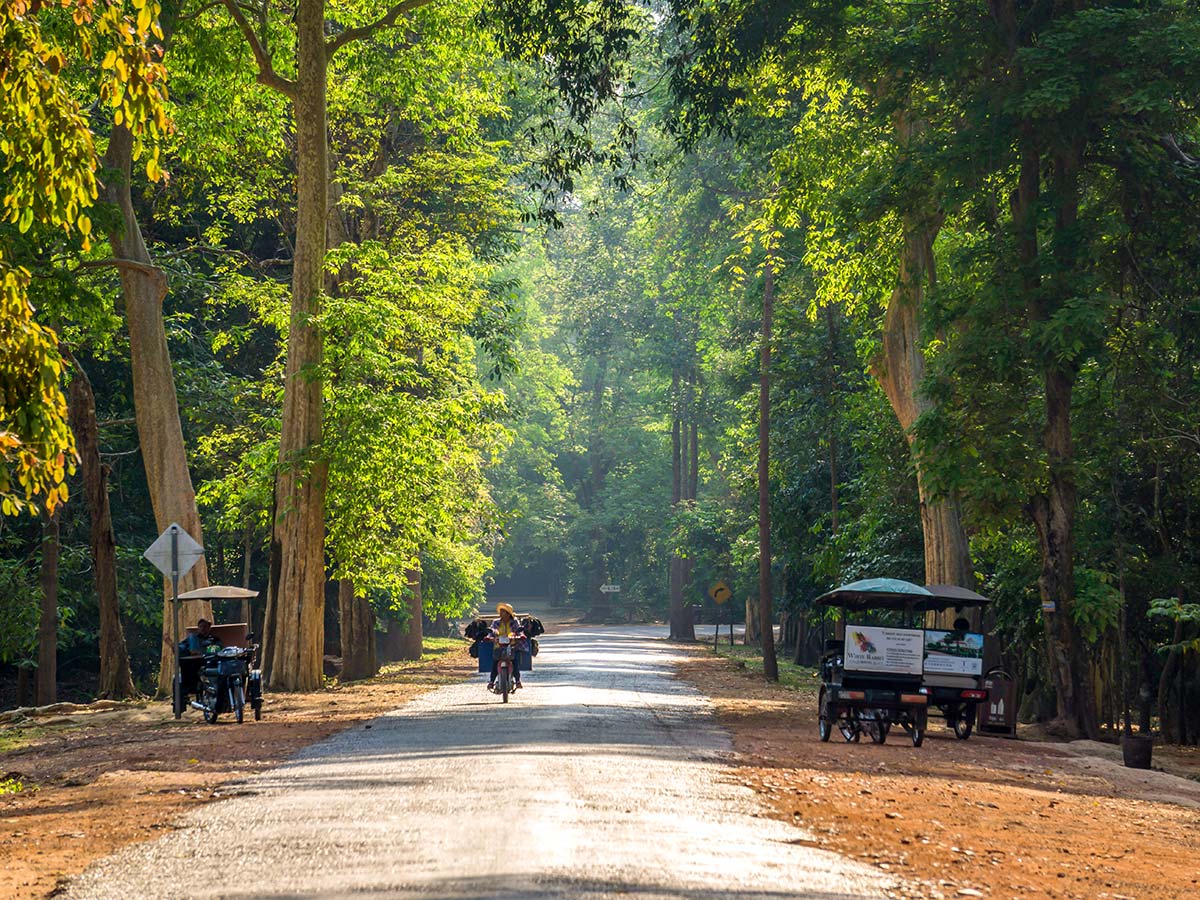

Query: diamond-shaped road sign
left=144, top=523, right=205, bottom=580
left=708, top=581, right=732, bottom=605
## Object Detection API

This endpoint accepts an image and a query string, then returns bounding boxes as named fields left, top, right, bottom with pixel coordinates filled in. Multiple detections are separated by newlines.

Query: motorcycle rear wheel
left=203, top=690, right=219, bottom=725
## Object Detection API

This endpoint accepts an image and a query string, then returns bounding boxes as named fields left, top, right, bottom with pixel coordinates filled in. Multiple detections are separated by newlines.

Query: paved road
left=64, top=627, right=889, bottom=900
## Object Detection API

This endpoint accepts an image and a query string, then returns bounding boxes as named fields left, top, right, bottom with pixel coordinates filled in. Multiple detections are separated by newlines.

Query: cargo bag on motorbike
left=464, top=618, right=490, bottom=642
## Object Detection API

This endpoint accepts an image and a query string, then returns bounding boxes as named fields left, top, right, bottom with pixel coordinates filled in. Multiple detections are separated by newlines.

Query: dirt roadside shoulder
left=679, top=649, right=1200, bottom=900
left=0, top=642, right=472, bottom=900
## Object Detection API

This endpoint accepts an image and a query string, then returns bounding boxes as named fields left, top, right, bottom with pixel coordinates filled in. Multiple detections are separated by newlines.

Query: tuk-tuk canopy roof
left=815, top=578, right=991, bottom=612
left=923, top=584, right=991, bottom=608
left=177, top=585, right=259, bottom=602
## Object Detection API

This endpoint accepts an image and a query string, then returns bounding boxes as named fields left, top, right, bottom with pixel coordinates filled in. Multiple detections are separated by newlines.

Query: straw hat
left=496, top=602, right=514, bottom=617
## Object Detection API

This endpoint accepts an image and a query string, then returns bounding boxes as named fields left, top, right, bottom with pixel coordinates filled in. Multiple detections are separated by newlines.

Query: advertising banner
left=843, top=625, right=924, bottom=675
left=923, top=630, right=985, bottom=676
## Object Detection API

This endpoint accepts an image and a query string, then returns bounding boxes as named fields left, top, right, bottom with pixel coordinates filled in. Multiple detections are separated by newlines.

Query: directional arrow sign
left=599, top=584, right=621, bottom=593
left=708, top=581, right=732, bottom=605
left=144, top=523, right=205, bottom=581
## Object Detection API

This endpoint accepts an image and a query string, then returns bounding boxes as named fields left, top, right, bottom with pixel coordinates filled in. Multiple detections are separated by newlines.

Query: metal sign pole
left=171, top=527, right=182, bottom=719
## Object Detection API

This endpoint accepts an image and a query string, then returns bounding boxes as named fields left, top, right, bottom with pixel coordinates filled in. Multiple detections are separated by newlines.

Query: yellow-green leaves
left=0, top=0, right=170, bottom=514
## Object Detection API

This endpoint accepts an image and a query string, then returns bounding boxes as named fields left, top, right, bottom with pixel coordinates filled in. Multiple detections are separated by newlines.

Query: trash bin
left=976, top=667, right=1018, bottom=737
left=691, top=604, right=703, bottom=625
left=1121, top=733, right=1153, bottom=769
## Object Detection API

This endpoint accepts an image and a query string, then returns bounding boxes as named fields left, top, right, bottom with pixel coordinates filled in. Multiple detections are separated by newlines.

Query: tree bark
left=872, top=217, right=974, bottom=594
left=869, top=105, right=974, bottom=599
left=759, top=263, right=778, bottom=680
left=103, top=126, right=211, bottom=695
left=338, top=577, right=377, bottom=680
left=67, top=358, right=137, bottom=700
left=37, top=511, right=58, bottom=706
left=392, top=569, right=423, bottom=661
left=668, top=369, right=689, bottom=639
left=263, top=0, right=330, bottom=691
left=1022, top=138, right=1099, bottom=740
left=743, top=593, right=759, bottom=645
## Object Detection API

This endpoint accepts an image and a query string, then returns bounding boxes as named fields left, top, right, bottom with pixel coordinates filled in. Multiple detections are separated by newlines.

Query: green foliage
left=0, top=552, right=38, bottom=664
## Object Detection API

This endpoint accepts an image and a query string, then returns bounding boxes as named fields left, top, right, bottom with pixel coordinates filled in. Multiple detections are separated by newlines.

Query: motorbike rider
left=179, top=618, right=221, bottom=655
left=487, top=603, right=525, bottom=692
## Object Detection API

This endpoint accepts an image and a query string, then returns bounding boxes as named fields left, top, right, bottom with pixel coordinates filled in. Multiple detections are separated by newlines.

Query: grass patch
left=0, top=775, right=35, bottom=795
left=374, top=637, right=466, bottom=678
left=709, top=643, right=822, bottom=695
left=0, top=726, right=45, bottom=755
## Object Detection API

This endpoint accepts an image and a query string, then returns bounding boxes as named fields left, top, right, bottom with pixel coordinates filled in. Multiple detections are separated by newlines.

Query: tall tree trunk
left=67, top=357, right=137, bottom=699
left=37, top=512, right=58, bottom=706
left=872, top=216, right=974, bottom=593
left=103, top=125, right=211, bottom=695
left=241, top=526, right=254, bottom=627
left=392, top=569, right=423, bottom=661
left=869, top=105, right=973, bottom=596
left=1023, top=139, right=1099, bottom=740
left=263, top=0, right=330, bottom=691
left=338, top=578, right=377, bottom=681
left=668, top=370, right=687, bottom=639
left=759, top=263, right=778, bottom=680
left=827, top=303, right=840, bottom=537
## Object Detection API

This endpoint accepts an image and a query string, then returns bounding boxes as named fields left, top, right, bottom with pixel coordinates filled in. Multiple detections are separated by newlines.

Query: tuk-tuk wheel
left=954, top=709, right=974, bottom=740
left=911, top=725, right=925, bottom=747
left=864, top=713, right=889, bottom=744
left=817, top=688, right=832, bottom=742
left=838, top=715, right=860, bottom=743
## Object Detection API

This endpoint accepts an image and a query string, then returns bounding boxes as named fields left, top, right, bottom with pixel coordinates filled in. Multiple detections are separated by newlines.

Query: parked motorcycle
left=192, top=642, right=262, bottom=724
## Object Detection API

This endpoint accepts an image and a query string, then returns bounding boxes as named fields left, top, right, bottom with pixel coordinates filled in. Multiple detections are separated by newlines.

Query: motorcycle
left=488, top=635, right=522, bottom=703
left=191, top=643, right=262, bottom=724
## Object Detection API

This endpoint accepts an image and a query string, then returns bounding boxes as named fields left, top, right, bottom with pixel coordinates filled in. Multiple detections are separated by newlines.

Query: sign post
left=144, top=524, right=204, bottom=718
left=708, top=582, right=732, bottom=648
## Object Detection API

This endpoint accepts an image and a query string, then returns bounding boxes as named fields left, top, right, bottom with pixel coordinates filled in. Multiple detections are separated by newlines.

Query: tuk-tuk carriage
left=815, top=579, right=992, bottom=747
left=920, top=584, right=992, bottom=739
left=171, top=585, right=264, bottom=724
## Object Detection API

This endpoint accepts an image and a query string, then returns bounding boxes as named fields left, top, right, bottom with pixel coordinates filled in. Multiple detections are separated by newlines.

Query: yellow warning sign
left=709, top=581, right=732, bottom=605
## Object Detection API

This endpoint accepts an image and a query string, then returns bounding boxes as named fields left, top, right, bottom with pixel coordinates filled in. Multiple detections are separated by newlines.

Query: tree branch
left=219, top=0, right=297, bottom=97
left=77, top=258, right=165, bottom=280
left=1159, top=134, right=1199, bottom=167
left=326, top=0, right=436, bottom=58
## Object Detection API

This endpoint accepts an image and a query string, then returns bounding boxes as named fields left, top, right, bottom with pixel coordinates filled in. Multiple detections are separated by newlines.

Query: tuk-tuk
left=171, top=585, right=264, bottom=724
left=815, top=579, right=992, bottom=747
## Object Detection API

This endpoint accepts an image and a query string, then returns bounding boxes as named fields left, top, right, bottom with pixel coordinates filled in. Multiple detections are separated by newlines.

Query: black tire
left=233, top=682, right=245, bottom=724
left=954, top=708, right=974, bottom=740
left=203, top=695, right=219, bottom=725
left=911, top=725, right=925, bottom=747
left=817, top=688, right=832, bottom=742
left=499, top=669, right=510, bottom=703
left=172, top=679, right=184, bottom=720
left=866, top=714, right=889, bottom=744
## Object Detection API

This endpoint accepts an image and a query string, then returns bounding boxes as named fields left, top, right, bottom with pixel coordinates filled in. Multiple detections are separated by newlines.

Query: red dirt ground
left=0, top=646, right=470, bottom=899
left=681, top=652, right=1200, bottom=900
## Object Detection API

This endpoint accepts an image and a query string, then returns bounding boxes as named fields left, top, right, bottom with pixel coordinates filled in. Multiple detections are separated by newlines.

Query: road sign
left=708, top=581, right=732, bottom=605
left=145, top=523, right=205, bottom=721
left=144, top=523, right=205, bottom=580
left=600, top=584, right=621, bottom=594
